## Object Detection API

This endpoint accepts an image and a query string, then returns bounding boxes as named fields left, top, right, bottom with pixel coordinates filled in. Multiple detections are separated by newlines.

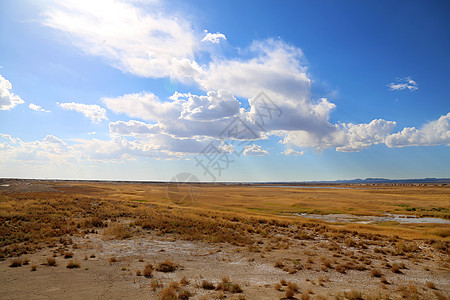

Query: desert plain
left=0, top=179, right=449, bottom=299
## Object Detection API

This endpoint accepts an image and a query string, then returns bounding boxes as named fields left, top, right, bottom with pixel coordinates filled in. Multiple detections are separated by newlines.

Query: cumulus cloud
left=29, top=103, right=50, bottom=112
left=59, top=102, right=107, bottom=123
left=243, top=144, right=268, bottom=156
left=0, top=74, right=25, bottom=110
left=201, top=31, right=226, bottom=43
left=282, top=119, right=397, bottom=152
left=388, top=77, right=418, bottom=91
left=282, top=149, right=304, bottom=156
left=385, top=113, right=450, bottom=147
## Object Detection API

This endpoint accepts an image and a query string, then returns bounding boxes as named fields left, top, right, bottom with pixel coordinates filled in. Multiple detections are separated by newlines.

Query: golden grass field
left=0, top=179, right=449, bottom=299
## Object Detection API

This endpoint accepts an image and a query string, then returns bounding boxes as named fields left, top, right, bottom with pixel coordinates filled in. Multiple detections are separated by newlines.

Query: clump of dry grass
left=64, top=251, right=74, bottom=259
left=31, top=264, right=37, bottom=271
left=371, top=268, right=383, bottom=277
left=136, top=270, right=142, bottom=276
left=109, top=257, right=117, bottom=264
left=285, top=288, right=295, bottom=299
left=46, top=257, right=57, bottom=266
left=380, top=277, right=389, bottom=285
left=177, top=289, right=192, bottom=300
left=9, top=258, right=23, bottom=268
left=156, top=260, right=177, bottom=273
left=179, top=276, right=190, bottom=286
left=66, top=260, right=80, bottom=269
left=274, top=260, right=284, bottom=268
left=150, top=279, right=163, bottom=291
left=143, top=263, right=153, bottom=278
left=426, top=281, right=437, bottom=290
left=103, top=223, right=133, bottom=240
left=201, top=280, right=215, bottom=290
left=215, top=277, right=242, bottom=293
left=158, top=286, right=177, bottom=300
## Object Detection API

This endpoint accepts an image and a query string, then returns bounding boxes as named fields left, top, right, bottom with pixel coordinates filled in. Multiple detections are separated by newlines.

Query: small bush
left=180, top=276, right=190, bottom=286
left=143, top=263, right=153, bottom=278
left=285, top=288, right=295, bottom=299
left=371, top=268, right=383, bottom=278
left=136, top=270, right=142, bottom=276
left=150, top=279, right=163, bottom=291
left=109, top=257, right=117, bottom=264
left=46, top=257, right=57, bottom=266
left=156, top=260, right=177, bottom=273
left=275, top=260, right=284, bottom=268
left=426, top=281, right=437, bottom=289
left=178, top=289, right=192, bottom=300
left=64, top=251, right=74, bottom=259
left=380, top=277, right=390, bottom=285
left=158, top=287, right=177, bottom=300
left=274, top=283, right=282, bottom=291
left=201, top=280, right=215, bottom=290
left=9, top=258, right=23, bottom=268
left=287, top=281, right=298, bottom=292
left=391, top=264, right=402, bottom=274
left=280, top=279, right=287, bottom=286
left=31, top=264, right=37, bottom=271
left=66, top=260, right=80, bottom=269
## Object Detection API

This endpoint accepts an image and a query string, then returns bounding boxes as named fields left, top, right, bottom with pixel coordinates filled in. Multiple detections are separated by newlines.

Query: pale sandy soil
left=1, top=229, right=449, bottom=300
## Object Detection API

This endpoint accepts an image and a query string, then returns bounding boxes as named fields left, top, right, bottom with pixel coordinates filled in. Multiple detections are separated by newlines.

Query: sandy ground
left=1, top=229, right=449, bottom=300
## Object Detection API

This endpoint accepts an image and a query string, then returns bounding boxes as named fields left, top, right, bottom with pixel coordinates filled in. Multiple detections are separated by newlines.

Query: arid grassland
left=0, top=179, right=449, bottom=299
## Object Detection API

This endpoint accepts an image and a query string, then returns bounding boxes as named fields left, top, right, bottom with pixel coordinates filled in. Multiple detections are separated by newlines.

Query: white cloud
left=282, top=149, right=304, bottom=156
left=109, top=120, right=160, bottom=135
left=201, top=31, right=226, bottom=44
left=59, top=102, right=108, bottom=123
left=282, top=119, right=397, bottom=152
left=29, top=103, right=50, bottom=112
left=43, top=0, right=202, bottom=83
left=243, top=144, right=268, bottom=156
left=385, top=113, right=450, bottom=147
left=388, top=77, right=418, bottom=91
left=0, top=74, right=25, bottom=110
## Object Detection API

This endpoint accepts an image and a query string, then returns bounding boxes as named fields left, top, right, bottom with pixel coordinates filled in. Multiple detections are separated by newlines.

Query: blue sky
left=0, top=0, right=449, bottom=181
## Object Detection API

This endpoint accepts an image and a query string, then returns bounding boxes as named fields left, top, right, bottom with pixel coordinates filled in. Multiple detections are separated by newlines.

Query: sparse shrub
left=178, top=289, right=192, bottom=300
left=66, top=260, right=80, bottom=268
left=109, top=257, right=117, bottom=264
left=158, top=287, right=177, bottom=300
left=179, top=276, right=189, bottom=286
left=426, top=281, right=437, bottom=289
left=136, top=270, right=142, bottom=276
left=156, top=260, right=177, bottom=272
left=391, top=263, right=402, bottom=274
left=280, top=279, right=287, bottom=286
left=301, top=293, right=311, bottom=300
left=274, top=283, right=282, bottom=291
left=371, top=268, right=383, bottom=277
left=9, top=258, right=23, bottom=268
left=103, top=223, right=133, bottom=240
left=285, top=288, right=295, bottom=299
left=287, top=281, right=298, bottom=292
left=380, top=277, right=389, bottom=284
left=150, top=279, right=163, bottom=291
left=64, top=251, right=74, bottom=258
left=143, top=263, right=153, bottom=277
left=22, top=258, right=30, bottom=265
left=46, top=257, right=57, bottom=266
left=31, top=264, right=37, bottom=271
left=275, top=260, right=284, bottom=268
left=90, top=254, right=96, bottom=258
left=201, top=280, right=215, bottom=290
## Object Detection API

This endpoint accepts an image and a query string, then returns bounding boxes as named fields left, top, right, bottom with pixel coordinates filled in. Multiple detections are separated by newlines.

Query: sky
left=0, top=0, right=449, bottom=182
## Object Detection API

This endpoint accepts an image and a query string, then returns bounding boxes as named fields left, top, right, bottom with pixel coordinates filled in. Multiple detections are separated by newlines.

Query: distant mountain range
left=258, top=178, right=450, bottom=184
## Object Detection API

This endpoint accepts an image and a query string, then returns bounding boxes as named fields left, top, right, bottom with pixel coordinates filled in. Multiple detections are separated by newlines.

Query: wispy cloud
left=58, top=102, right=107, bottom=123
left=388, top=77, right=418, bottom=91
